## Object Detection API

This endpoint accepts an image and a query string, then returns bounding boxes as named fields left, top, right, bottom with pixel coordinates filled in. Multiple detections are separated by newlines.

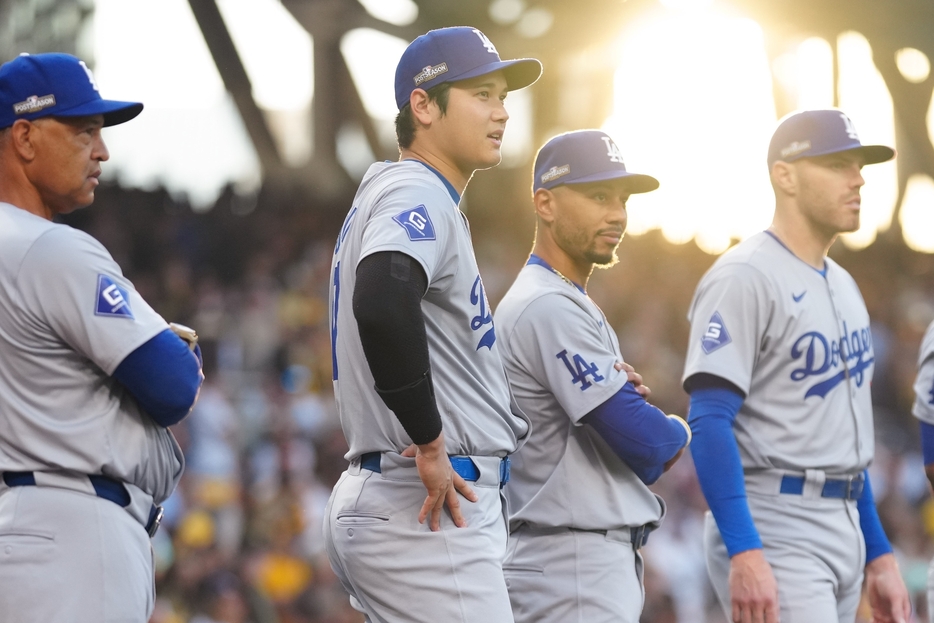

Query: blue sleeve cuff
left=857, top=470, right=893, bottom=563
left=921, top=421, right=934, bottom=466
left=581, top=382, right=688, bottom=485
left=689, top=385, right=762, bottom=556
left=113, top=328, right=203, bottom=427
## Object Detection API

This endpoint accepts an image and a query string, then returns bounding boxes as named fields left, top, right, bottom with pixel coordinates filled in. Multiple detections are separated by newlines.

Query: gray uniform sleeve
left=358, top=184, right=455, bottom=288
left=913, top=321, right=934, bottom=425
left=682, top=262, right=774, bottom=394
left=508, top=294, right=628, bottom=422
left=15, top=227, right=169, bottom=375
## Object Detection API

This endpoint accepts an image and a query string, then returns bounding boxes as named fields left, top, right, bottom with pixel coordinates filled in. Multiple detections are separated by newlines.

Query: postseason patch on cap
left=701, top=311, right=731, bottom=354
left=780, top=140, right=811, bottom=159
left=13, top=94, right=56, bottom=115
left=393, top=205, right=436, bottom=241
left=95, top=275, right=134, bottom=319
left=413, top=63, right=449, bottom=86
left=541, top=165, right=570, bottom=185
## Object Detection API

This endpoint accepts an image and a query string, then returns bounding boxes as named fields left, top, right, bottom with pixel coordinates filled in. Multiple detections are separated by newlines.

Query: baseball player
left=0, top=53, right=203, bottom=622
left=494, top=130, right=691, bottom=623
left=911, top=319, right=934, bottom=622
left=683, top=109, right=911, bottom=623
left=323, top=27, right=541, bottom=622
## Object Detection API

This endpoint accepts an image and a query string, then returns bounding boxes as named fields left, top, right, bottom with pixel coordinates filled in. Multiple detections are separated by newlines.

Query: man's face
left=432, top=71, right=509, bottom=174
left=792, top=150, right=866, bottom=236
left=550, top=180, right=631, bottom=268
left=27, top=114, right=108, bottom=214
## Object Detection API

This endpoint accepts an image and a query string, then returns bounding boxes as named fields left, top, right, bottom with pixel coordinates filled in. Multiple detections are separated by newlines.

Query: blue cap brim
left=448, top=58, right=542, bottom=91
left=800, top=144, right=895, bottom=165
left=55, top=98, right=143, bottom=127
left=559, top=170, right=660, bottom=194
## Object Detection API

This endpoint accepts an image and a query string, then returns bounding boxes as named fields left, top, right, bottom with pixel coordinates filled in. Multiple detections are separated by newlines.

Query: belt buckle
left=845, top=476, right=864, bottom=500
left=499, top=456, right=511, bottom=488
left=146, top=505, right=164, bottom=538
left=631, top=525, right=647, bottom=549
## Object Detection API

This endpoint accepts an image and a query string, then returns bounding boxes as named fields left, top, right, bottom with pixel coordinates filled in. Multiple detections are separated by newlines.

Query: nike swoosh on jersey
left=792, top=291, right=807, bottom=302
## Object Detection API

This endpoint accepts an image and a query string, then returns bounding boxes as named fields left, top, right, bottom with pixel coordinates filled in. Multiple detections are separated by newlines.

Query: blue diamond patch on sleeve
left=701, top=311, right=731, bottom=354
left=392, top=205, right=436, bottom=241
left=95, top=275, right=134, bottom=319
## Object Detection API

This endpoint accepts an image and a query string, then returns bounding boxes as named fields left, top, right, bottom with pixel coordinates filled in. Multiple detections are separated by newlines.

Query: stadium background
left=4, top=0, right=934, bottom=621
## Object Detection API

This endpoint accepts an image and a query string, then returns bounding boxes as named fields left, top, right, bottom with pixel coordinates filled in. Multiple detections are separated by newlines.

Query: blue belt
left=779, top=474, right=864, bottom=500
left=360, top=452, right=511, bottom=487
left=3, top=471, right=164, bottom=537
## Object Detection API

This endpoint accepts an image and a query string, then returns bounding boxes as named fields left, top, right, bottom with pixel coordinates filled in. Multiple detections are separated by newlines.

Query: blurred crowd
left=63, top=181, right=934, bottom=623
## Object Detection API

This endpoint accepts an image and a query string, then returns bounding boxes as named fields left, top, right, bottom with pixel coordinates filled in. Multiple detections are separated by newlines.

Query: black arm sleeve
left=353, top=251, right=442, bottom=445
left=683, top=372, right=746, bottom=397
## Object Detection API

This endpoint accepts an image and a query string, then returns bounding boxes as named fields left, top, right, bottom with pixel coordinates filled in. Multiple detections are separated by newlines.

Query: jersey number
left=556, top=350, right=604, bottom=391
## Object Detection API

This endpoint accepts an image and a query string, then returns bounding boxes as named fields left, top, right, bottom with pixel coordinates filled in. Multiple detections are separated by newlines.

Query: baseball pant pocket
left=0, top=530, right=57, bottom=563
left=336, top=511, right=391, bottom=526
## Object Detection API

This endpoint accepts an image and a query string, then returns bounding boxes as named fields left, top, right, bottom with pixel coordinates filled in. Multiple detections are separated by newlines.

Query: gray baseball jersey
left=683, top=231, right=874, bottom=474
left=912, top=320, right=934, bottom=426
left=910, top=320, right=934, bottom=623
left=0, top=202, right=183, bottom=503
left=329, top=159, right=529, bottom=458
left=495, top=263, right=664, bottom=530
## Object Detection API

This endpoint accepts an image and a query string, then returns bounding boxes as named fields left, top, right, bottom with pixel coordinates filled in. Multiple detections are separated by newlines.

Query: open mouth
left=488, top=130, right=504, bottom=146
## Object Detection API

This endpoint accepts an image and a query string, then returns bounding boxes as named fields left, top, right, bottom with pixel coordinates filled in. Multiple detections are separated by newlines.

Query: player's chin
left=588, top=249, right=619, bottom=269
left=476, top=146, right=503, bottom=169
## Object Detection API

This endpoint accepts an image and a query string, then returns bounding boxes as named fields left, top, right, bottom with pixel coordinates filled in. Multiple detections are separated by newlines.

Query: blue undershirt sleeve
left=688, top=385, right=762, bottom=557
left=580, top=382, right=689, bottom=485
left=857, top=470, right=893, bottom=564
left=113, top=328, right=203, bottom=427
left=921, top=421, right=934, bottom=466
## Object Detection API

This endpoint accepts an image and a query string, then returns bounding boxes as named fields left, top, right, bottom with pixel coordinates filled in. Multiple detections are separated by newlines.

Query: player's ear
left=770, top=161, right=797, bottom=196
left=533, top=188, right=556, bottom=223
left=409, top=88, right=434, bottom=128
left=8, top=119, right=38, bottom=162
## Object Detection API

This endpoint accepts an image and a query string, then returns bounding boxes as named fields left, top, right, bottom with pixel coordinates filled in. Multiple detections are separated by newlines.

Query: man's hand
left=401, top=434, right=478, bottom=531
left=729, top=549, right=780, bottom=623
left=865, top=553, right=911, bottom=623
left=615, top=361, right=650, bottom=398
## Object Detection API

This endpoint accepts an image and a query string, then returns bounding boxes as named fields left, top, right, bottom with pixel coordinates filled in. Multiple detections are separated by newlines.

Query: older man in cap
left=0, top=53, right=203, bottom=622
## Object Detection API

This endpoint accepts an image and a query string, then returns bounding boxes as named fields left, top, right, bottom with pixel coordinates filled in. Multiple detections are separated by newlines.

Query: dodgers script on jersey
left=496, top=264, right=663, bottom=530
left=913, top=320, right=934, bottom=426
left=0, top=203, right=183, bottom=503
left=329, top=160, right=529, bottom=458
left=683, top=231, right=873, bottom=474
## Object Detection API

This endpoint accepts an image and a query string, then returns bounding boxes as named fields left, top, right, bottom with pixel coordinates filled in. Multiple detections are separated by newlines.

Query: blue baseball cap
left=394, top=26, right=542, bottom=110
left=767, top=109, right=894, bottom=169
left=533, top=130, right=659, bottom=194
left=0, top=53, right=142, bottom=129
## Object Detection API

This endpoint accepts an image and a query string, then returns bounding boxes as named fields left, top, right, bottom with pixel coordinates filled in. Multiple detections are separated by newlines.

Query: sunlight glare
left=900, top=175, right=934, bottom=253
left=796, top=38, right=834, bottom=109
left=341, top=29, right=408, bottom=121
left=837, top=32, right=898, bottom=250
left=94, top=0, right=260, bottom=209
left=356, top=0, right=418, bottom=26
left=606, top=11, right=775, bottom=252
left=217, top=0, right=312, bottom=111
left=896, top=47, right=931, bottom=83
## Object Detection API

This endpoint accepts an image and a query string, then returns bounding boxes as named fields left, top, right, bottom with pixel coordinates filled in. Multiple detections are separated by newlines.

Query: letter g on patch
left=393, top=205, right=436, bottom=241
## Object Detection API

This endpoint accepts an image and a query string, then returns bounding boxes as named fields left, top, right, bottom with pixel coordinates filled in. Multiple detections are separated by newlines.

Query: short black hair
left=394, top=82, right=452, bottom=151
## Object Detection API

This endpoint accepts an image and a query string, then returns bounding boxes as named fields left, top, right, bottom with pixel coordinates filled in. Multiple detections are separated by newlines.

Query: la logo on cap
left=840, top=113, right=859, bottom=140
left=601, top=136, right=625, bottom=164
left=79, top=60, right=100, bottom=92
left=472, top=29, right=498, bottom=54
